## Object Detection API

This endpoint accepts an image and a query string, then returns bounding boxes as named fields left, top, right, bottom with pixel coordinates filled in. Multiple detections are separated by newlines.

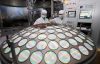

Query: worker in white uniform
left=50, top=10, right=66, bottom=25
left=34, top=9, right=49, bottom=25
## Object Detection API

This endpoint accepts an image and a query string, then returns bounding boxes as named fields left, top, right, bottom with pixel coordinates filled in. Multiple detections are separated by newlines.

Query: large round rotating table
left=0, top=24, right=96, bottom=64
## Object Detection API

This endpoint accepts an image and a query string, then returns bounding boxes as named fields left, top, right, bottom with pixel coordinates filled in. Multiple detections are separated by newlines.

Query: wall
left=92, top=0, right=100, bottom=47
left=64, top=0, right=100, bottom=47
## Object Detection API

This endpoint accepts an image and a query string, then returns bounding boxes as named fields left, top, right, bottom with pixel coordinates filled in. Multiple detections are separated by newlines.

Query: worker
left=34, top=9, right=49, bottom=25
left=50, top=10, right=66, bottom=25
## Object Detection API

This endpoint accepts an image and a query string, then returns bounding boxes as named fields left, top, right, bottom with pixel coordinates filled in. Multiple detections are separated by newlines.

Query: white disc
left=3, top=44, right=8, bottom=49
left=44, top=51, right=57, bottom=64
left=29, top=34, right=37, bottom=39
left=48, top=41, right=59, bottom=49
left=39, top=29, right=46, bottom=33
left=86, top=40, right=94, bottom=46
left=70, top=48, right=81, bottom=60
left=47, top=26, right=53, bottom=29
left=75, top=37, right=83, bottom=43
left=87, top=37, right=93, bottom=42
left=58, top=51, right=70, bottom=63
left=56, top=29, right=63, bottom=32
left=48, top=29, right=55, bottom=33
left=59, top=40, right=69, bottom=48
left=38, top=34, right=47, bottom=40
left=73, top=29, right=78, bottom=32
left=28, top=27, right=34, bottom=31
left=14, top=37, right=22, bottom=43
left=18, top=50, right=30, bottom=62
left=54, top=26, right=60, bottom=28
left=4, top=47, right=11, bottom=53
left=12, top=34, right=18, bottom=37
left=68, top=39, right=78, bottom=45
left=79, top=46, right=89, bottom=55
left=65, top=32, right=73, bottom=37
left=12, top=35, right=19, bottom=40
left=66, top=27, right=71, bottom=30
left=62, top=28, right=68, bottom=31
left=9, top=53, right=12, bottom=58
left=26, top=27, right=32, bottom=30
left=20, top=31, right=27, bottom=35
left=36, top=41, right=47, bottom=50
left=84, top=43, right=93, bottom=50
left=26, top=40, right=36, bottom=49
left=70, top=31, right=76, bottom=35
left=57, top=33, right=66, bottom=39
left=18, top=39, right=27, bottom=46
left=30, top=51, right=43, bottom=64
left=48, top=34, right=56, bottom=40
left=23, top=32, right=31, bottom=37
left=80, top=33, right=85, bottom=37
left=78, top=35, right=85, bottom=40
left=32, top=29, right=38, bottom=33
left=15, top=47, right=20, bottom=55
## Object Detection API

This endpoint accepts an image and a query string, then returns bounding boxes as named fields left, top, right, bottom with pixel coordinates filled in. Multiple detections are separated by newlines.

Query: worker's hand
left=33, top=23, right=46, bottom=29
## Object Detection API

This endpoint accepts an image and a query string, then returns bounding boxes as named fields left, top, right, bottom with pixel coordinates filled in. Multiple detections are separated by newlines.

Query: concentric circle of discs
left=0, top=25, right=96, bottom=64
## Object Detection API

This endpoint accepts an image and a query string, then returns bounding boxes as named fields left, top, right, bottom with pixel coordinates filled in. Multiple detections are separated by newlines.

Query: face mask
left=59, top=15, right=63, bottom=19
left=41, top=14, right=47, bottom=18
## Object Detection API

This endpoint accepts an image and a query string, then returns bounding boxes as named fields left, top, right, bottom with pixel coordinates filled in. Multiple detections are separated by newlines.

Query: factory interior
left=0, top=0, right=100, bottom=64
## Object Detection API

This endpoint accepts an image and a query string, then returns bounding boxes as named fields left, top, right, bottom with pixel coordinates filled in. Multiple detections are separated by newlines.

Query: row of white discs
left=11, top=35, right=94, bottom=50
left=3, top=41, right=94, bottom=64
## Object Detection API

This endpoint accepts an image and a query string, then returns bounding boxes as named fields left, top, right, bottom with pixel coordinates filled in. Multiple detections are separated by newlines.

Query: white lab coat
left=34, top=17, right=49, bottom=25
left=52, top=17, right=67, bottom=25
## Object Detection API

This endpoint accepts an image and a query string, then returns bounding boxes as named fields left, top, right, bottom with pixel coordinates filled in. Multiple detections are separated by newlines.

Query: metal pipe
left=6, top=35, right=18, bottom=64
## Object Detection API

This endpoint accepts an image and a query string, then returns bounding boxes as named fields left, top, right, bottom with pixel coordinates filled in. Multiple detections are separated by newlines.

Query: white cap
left=59, top=10, right=64, bottom=14
left=41, top=9, right=47, bottom=14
